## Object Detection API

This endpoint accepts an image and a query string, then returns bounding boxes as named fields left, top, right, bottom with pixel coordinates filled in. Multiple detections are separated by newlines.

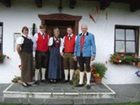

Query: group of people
left=16, top=24, right=96, bottom=89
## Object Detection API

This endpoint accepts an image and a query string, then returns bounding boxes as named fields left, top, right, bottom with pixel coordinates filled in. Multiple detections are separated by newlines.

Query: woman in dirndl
left=16, top=26, right=33, bottom=87
left=48, top=28, right=63, bottom=83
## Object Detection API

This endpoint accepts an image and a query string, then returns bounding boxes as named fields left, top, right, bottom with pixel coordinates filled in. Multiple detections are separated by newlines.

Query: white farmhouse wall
left=0, top=0, right=140, bottom=84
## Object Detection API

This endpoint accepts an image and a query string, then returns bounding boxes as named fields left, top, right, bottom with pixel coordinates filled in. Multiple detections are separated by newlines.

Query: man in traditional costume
left=74, top=24, right=96, bottom=89
left=34, top=25, right=49, bottom=84
left=62, top=27, right=77, bottom=83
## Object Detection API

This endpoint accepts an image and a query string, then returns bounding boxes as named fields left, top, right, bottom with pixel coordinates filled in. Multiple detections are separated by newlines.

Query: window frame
left=0, top=22, right=3, bottom=55
left=114, top=25, right=139, bottom=55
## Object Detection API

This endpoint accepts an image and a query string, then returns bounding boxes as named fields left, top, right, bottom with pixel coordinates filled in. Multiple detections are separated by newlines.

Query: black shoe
left=63, top=80, right=69, bottom=83
left=41, top=80, right=46, bottom=83
left=86, top=85, right=91, bottom=89
left=34, top=81, right=40, bottom=85
left=53, top=80, right=57, bottom=83
left=76, top=84, right=84, bottom=87
left=50, top=80, right=56, bottom=83
left=26, top=83, right=32, bottom=87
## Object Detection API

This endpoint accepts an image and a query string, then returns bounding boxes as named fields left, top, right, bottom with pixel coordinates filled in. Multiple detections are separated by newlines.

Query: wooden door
left=38, top=13, right=82, bottom=37
left=45, top=20, right=75, bottom=38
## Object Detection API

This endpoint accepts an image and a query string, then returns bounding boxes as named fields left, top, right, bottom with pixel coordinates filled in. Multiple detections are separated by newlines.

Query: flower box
left=110, top=53, right=140, bottom=67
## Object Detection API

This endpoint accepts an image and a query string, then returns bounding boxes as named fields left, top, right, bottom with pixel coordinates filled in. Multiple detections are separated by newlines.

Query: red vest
left=64, top=34, right=76, bottom=53
left=36, top=33, right=49, bottom=52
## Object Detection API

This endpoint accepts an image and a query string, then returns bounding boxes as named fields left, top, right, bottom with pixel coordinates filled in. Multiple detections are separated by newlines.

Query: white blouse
left=48, top=37, right=63, bottom=53
left=16, top=34, right=32, bottom=45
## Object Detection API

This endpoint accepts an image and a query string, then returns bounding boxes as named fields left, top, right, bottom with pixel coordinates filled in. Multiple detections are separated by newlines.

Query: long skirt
left=20, top=52, right=33, bottom=83
left=48, top=47, right=62, bottom=80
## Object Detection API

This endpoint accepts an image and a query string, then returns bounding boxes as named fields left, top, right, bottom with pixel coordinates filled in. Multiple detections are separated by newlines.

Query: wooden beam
left=34, top=0, right=43, bottom=8
left=69, top=0, right=76, bottom=9
left=129, top=0, right=140, bottom=12
left=100, top=0, right=110, bottom=10
left=1, top=0, right=11, bottom=7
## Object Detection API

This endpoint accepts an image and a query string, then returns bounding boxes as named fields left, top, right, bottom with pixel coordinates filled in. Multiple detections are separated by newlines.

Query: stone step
left=3, top=82, right=116, bottom=100
left=3, top=98, right=117, bottom=105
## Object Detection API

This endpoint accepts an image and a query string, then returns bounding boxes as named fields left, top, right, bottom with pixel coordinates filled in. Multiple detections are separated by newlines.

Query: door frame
left=38, top=13, right=82, bottom=35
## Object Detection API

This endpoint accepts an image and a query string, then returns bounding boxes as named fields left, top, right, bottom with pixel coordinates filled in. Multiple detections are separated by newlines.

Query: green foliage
left=110, top=53, right=139, bottom=64
left=125, top=55, right=135, bottom=63
left=93, top=63, right=107, bottom=78
left=0, top=55, right=5, bottom=63
left=72, top=70, right=80, bottom=86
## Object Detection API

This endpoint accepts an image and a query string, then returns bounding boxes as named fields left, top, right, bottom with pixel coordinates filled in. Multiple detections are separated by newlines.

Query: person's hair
left=67, top=27, right=73, bottom=30
left=39, top=24, right=46, bottom=29
left=53, top=27, right=60, bottom=32
left=21, top=26, right=29, bottom=33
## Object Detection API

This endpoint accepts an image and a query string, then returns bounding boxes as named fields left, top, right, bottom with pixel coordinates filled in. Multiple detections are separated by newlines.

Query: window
left=115, top=25, right=139, bottom=54
left=0, top=22, right=3, bottom=54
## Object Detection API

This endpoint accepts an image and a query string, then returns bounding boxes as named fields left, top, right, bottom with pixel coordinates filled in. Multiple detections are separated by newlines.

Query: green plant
left=109, top=53, right=124, bottom=64
left=0, top=54, right=5, bottom=63
left=92, top=63, right=107, bottom=78
left=109, top=53, right=140, bottom=65
left=124, top=55, right=135, bottom=63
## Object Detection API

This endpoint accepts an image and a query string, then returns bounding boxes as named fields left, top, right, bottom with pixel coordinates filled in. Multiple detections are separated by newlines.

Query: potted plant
left=91, top=63, right=107, bottom=84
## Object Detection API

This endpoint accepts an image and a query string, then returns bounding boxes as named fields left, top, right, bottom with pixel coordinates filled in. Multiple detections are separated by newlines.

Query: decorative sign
left=13, top=33, right=21, bottom=52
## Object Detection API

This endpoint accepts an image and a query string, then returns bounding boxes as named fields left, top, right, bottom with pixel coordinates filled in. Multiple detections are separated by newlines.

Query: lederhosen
left=35, top=33, right=49, bottom=69
left=20, top=36, right=33, bottom=82
left=77, top=33, right=91, bottom=72
left=63, top=35, right=77, bottom=70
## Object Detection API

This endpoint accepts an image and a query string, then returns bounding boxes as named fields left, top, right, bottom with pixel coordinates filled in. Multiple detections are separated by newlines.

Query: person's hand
left=91, top=56, right=95, bottom=61
left=73, top=56, right=77, bottom=61
left=60, top=52, right=64, bottom=57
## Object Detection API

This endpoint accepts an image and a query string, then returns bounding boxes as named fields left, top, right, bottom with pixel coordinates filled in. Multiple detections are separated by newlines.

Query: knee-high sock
left=86, top=72, right=91, bottom=85
left=79, top=72, right=84, bottom=85
left=41, top=68, right=46, bottom=80
left=70, top=69, right=74, bottom=81
left=35, top=69, right=40, bottom=81
left=64, top=69, right=69, bottom=80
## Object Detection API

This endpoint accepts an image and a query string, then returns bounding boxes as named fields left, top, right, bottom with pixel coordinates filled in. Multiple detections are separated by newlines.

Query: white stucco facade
left=0, top=0, right=140, bottom=84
